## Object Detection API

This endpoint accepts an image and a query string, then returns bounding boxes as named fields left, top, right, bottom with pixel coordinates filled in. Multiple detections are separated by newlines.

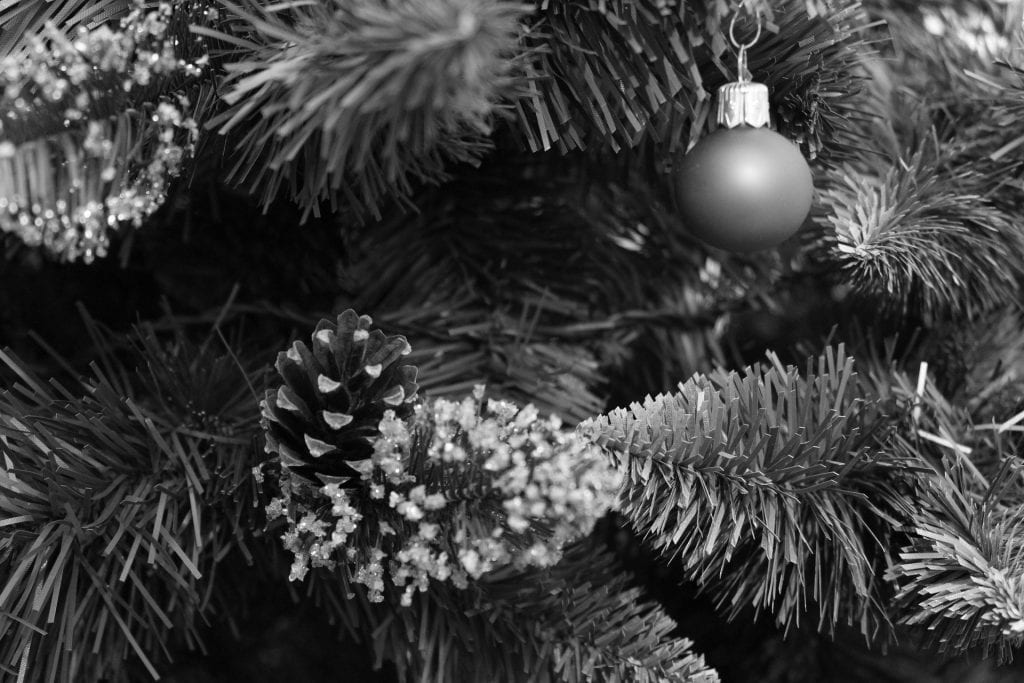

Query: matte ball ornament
left=674, top=5, right=815, bottom=253
left=675, top=125, right=813, bottom=252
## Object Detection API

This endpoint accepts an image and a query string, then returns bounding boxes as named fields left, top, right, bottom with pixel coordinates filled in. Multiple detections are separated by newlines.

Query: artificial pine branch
left=0, top=316, right=263, bottom=681
left=863, top=0, right=1023, bottom=129
left=865, top=340, right=1024, bottom=661
left=890, top=465, right=1024, bottom=661
left=197, top=0, right=524, bottom=221
left=937, top=307, right=1024, bottom=423
left=964, top=61, right=1024, bottom=218
left=254, top=311, right=712, bottom=680
left=475, top=538, right=718, bottom=682
left=300, top=537, right=718, bottom=682
left=580, top=345, right=912, bottom=638
left=810, top=139, right=1024, bottom=323
left=826, top=1, right=1024, bottom=209
left=182, top=0, right=875, bottom=220
left=334, top=157, right=768, bottom=420
left=520, top=0, right=872, bottom=158
left=800, top=1, right=1024, bottom=325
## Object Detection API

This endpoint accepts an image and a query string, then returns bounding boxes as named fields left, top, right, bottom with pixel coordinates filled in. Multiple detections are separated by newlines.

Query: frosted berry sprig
left=264, top=354, right=621, bottom=606
left=0, top=2, right=206, bottom=261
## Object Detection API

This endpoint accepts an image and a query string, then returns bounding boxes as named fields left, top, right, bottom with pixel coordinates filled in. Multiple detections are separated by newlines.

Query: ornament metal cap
left=717, top=3, right=770, bottom=129
left=716, top=81, right=770, bottom=129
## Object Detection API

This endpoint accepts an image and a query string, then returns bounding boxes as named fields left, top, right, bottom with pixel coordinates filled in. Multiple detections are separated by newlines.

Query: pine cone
left=261, top=310, right=418, bottom=485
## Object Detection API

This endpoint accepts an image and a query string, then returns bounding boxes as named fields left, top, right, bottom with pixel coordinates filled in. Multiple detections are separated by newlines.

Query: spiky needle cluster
left=199, top=0, right=525, bottom=220
left=581, top=346, right=910, bottom=637
left=0, top=318, right=261, bottom=681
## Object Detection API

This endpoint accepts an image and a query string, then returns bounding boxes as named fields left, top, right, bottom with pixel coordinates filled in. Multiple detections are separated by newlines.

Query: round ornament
left=675, top=5, right=813, bottom=252
left=675, top=126, right=813, bottom=253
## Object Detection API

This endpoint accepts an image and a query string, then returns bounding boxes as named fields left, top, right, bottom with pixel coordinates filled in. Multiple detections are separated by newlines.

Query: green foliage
left=302, top=538, right=718, bottom=682
left=335, top=157, right=767, bottom=422
left=810, top=141, right=1024, bottom=323
left=522, top=0, right=871, bottom=158
left=866, top=335, right=1024, bottom=661
left=580, top=346, right=912, bottom=637
left=0, top=316, right=261, bottom=681
left=890, top=466, right=1024, bottom=661
left=198, top=0, right=524, bottom=220
left=8, top=0, right=1024, bottom=680
left=802, top=1, right=1024, bottom=326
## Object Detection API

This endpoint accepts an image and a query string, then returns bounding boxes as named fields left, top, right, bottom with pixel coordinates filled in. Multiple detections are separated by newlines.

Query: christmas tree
left=3, top=0, right=1024, bottom=680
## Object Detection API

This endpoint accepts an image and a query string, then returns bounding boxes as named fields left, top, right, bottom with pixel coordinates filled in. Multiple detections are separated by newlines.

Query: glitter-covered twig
left=265, top=390, right=622, bottom=607
left=0, top=2, right=207, bottom=261
left=258, top=312, right=622, bottom=607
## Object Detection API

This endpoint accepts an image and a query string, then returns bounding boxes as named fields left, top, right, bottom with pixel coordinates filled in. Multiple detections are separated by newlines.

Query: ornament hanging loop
left=716, top=2, right=769, bottom=129
left=728, top=3, right=763, bottom=83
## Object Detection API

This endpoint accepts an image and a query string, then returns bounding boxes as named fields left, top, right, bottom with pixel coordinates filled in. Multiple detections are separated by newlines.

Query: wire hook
left=728, top=2, right=763, bottom=82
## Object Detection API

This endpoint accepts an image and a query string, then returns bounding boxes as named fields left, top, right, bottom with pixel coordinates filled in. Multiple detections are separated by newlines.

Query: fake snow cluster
left=0, top=2, right=206, bottom=261
left=266, top=387, right=622, bottom=607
